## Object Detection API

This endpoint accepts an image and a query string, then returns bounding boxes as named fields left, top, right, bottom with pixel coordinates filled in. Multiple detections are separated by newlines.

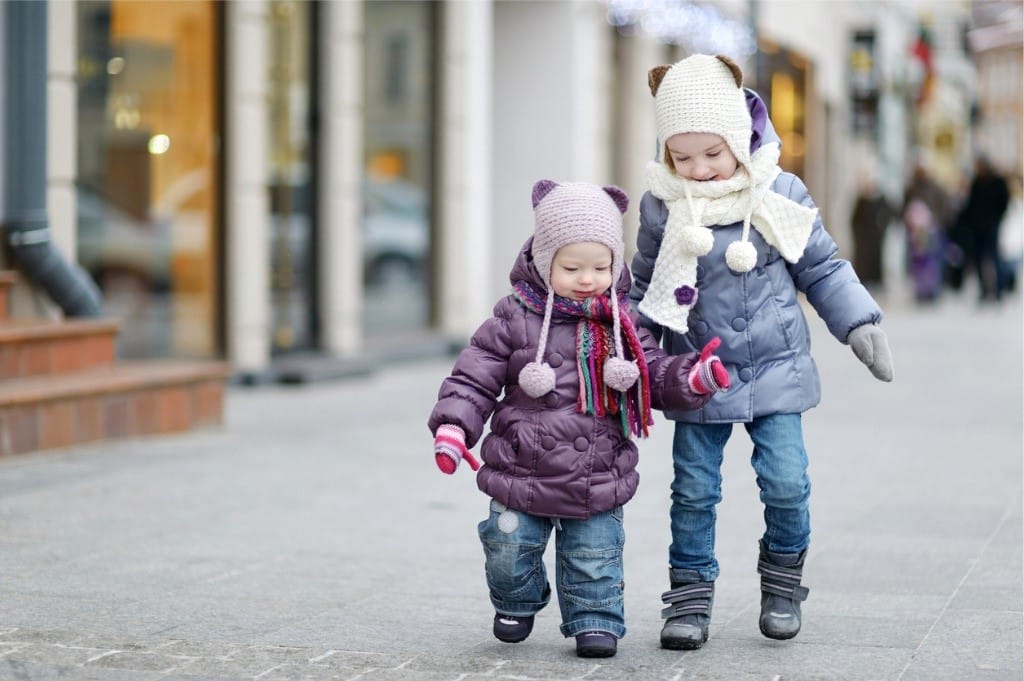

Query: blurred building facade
left=0, top=0, right=1017, bottom=382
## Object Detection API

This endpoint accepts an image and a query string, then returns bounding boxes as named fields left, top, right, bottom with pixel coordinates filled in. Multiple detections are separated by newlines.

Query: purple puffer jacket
left=428, top=238, right=710, bottom=520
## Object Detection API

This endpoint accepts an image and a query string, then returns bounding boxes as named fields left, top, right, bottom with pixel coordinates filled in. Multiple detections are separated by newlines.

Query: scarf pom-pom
left=604, top=356, right=639, bottom=392
left=519, top=361, right=556, bottom=397
left=681, top=226, right=714, bottom=256
left=726, top=240, right=757, bottom=272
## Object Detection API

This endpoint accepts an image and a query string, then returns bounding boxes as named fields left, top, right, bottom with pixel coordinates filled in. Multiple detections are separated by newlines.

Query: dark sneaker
left=575, top=631, right=617, bottom=658
left=493, top=613, right=534, bottom=643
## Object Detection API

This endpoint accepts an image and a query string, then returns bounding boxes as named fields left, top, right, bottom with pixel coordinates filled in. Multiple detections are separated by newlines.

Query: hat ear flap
left=715, top=55, right=743, bottom=87
left=532, top=179, right=558, bottom=208
left=602, top=185, right=629, bottom=215
left=648, top=65, right=671, bottom=96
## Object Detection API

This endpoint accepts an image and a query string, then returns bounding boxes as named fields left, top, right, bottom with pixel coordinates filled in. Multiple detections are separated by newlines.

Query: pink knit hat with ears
left=519, top=180, right=640, bottom=398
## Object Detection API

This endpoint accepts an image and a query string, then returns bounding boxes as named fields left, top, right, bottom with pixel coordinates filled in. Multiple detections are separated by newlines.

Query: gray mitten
left=848, top=324, right=894, bottom=382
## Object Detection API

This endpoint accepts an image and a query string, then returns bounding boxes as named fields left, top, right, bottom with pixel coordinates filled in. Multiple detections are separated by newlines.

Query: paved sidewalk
left=0, top=292, right=1020, bottom=681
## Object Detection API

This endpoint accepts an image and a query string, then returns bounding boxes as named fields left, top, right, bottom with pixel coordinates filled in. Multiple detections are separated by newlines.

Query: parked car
left=76, top=186, right=172, bottom=292
left=362, top=178, right=428, bottom=285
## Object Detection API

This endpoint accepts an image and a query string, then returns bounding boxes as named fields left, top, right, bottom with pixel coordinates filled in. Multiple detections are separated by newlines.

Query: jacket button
left=731, top=317, right=747, bottom=331
left=738, top=367, right=753, bottom=382
left=541, top=436, right=556, bottom=450
left=693, top=321, right=708, bottom=335
left=574, top=436, right=589, bottom=451
left=548, top=353, right=563, bottom=368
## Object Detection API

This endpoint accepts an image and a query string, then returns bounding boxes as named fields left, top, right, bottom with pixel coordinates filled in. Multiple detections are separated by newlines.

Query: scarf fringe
left=514, top=282, right=653, bottom=438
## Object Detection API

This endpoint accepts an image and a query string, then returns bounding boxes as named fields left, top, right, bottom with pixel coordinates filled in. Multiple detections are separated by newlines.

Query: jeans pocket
left=559, top=548, right=624, bottom=607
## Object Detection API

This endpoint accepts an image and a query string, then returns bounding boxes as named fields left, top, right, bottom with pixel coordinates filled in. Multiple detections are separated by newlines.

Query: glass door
left=76, top=0, right=221, bottom=359
left=268, top=0, right=317, bottom=354
left=362, top=1, right=435, bottom=335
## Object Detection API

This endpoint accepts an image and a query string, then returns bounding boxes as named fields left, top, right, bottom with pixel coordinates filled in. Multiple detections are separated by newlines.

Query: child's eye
left=563, top=267, right=578, bottom=273
left=708, top=151, right=720, bottom=158
left=675, top=156, right=689, bottom=163
left=596, top=266, right=610, bottom=272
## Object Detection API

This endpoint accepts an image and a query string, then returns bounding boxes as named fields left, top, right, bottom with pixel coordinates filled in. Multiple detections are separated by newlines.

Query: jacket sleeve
left=629, top=191, right=668, bottom=344
left=634, top=316, right=711, bottom=412
left=427, top=300, right=516, bottom=447
left=779, top=173, right=883, bottom=343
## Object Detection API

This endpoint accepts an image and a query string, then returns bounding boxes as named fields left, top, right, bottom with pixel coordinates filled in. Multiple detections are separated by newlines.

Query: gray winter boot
left=757, top=541, right=809, bottom=640
left=660, top=568, right=714, bottom=650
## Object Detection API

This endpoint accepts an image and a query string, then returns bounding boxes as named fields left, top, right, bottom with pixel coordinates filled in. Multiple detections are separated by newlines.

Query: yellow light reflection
left=147, top=134, right=171, bottom=155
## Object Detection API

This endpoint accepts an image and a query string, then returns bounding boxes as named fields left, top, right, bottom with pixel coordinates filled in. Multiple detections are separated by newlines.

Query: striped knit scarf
left=513, top=281, right=654, bottom=438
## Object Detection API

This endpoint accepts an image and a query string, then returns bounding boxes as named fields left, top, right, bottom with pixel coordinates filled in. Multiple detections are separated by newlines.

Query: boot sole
left=660, top=636, right=707, bottom=650
left=759, top=625, right=799, bottom=641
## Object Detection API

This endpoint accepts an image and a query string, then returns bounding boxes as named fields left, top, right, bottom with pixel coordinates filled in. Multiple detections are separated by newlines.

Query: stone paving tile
left=0, top=659, right=167, bottom=680
left=0, top=642, right=116, bottom=667
left=86, top=650, right=186, bottom=673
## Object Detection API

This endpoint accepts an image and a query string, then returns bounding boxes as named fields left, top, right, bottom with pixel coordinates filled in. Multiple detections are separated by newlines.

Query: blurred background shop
left=1, top=0, right=1020, bottom=383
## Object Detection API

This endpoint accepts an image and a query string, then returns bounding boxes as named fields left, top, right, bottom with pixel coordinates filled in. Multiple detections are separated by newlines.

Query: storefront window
left=757, top=41, right=807, bottom=177
left=362, top=1, right=435, bottom=335
left=268, top=0, right=316, bottom=354
left=76, top=1, right=221, bottom=358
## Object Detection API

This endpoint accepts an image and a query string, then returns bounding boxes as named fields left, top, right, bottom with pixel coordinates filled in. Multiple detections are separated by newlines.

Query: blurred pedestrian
left=631, top=54, right=894, bottom=651
left=958, top=155, right=1011, bottom=302
left=901, top=164, right=950, bottom=303
left=998, top=173, right=1022, bottom=293
left=850, top=174, right=894, bottom=290
left=428, top=180, right=727, bottom=658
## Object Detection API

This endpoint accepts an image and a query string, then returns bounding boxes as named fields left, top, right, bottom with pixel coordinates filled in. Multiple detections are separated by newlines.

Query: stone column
left=225, top=0, right=271, bottom=377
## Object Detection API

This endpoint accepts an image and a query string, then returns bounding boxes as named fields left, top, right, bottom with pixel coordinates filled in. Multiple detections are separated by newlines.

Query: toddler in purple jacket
left=428, top=179, right=728, bottom=658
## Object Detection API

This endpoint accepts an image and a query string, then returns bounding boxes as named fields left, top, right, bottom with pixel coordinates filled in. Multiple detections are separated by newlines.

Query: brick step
left=0, top=318, right=120, bottom=380
left=0, top=360, right=231, bottom=455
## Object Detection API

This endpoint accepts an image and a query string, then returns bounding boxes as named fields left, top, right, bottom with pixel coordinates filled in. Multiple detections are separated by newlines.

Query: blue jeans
left=478, top=500, right=626, bottom=638
left=669, top=414, right=811, bottom=582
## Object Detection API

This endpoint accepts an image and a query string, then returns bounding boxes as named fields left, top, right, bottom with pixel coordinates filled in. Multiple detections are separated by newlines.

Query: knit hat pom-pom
left=604, top=356, right=639, bottom=392
left=725, top=240, right=758, bottom=272
left=681, top=226, right=714, bottom=256
left=519, top=361, right=556, bottom=398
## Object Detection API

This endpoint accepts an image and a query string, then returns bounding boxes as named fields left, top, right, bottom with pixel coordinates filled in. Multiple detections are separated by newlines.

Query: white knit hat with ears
left=518, top=180, right=639, bottom=398
left=650, top=54, right=759, bottom=271
left=652, top=54, right=752, bottom=166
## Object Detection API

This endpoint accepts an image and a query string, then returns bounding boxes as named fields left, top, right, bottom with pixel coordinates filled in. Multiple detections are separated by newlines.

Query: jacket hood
left=509, top=236, right=633, bottom=298
left=745, top=88, right=779, bottom=154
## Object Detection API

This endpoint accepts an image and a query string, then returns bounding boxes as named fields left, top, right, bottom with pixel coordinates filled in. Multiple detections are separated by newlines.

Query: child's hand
left=848, top=324, right=894, bottom=382
left=688, top=337, right=730, bottom=395
left=434, top=424, right=481, bottom=475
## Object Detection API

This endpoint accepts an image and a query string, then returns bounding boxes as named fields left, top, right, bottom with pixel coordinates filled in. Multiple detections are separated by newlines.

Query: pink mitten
left=688, top=337, right=730, bottom=395
left=434, top=424, right=481, bottom=475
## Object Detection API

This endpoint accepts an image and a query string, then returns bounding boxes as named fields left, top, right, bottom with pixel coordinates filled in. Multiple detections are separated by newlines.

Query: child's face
left=549, top=242, right=614, bottom=301
left=665, top=132, right=739, bottom=181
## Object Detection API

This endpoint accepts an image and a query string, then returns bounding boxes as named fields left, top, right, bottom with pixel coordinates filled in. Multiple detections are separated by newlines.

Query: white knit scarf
left=638, top=142, right=818, bottom=334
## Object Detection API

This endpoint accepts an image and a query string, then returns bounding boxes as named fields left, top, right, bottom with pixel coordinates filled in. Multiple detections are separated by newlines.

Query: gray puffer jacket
left=429, top=238, right=710, bottom=520
left=630, top=90, right=882, bottom=424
